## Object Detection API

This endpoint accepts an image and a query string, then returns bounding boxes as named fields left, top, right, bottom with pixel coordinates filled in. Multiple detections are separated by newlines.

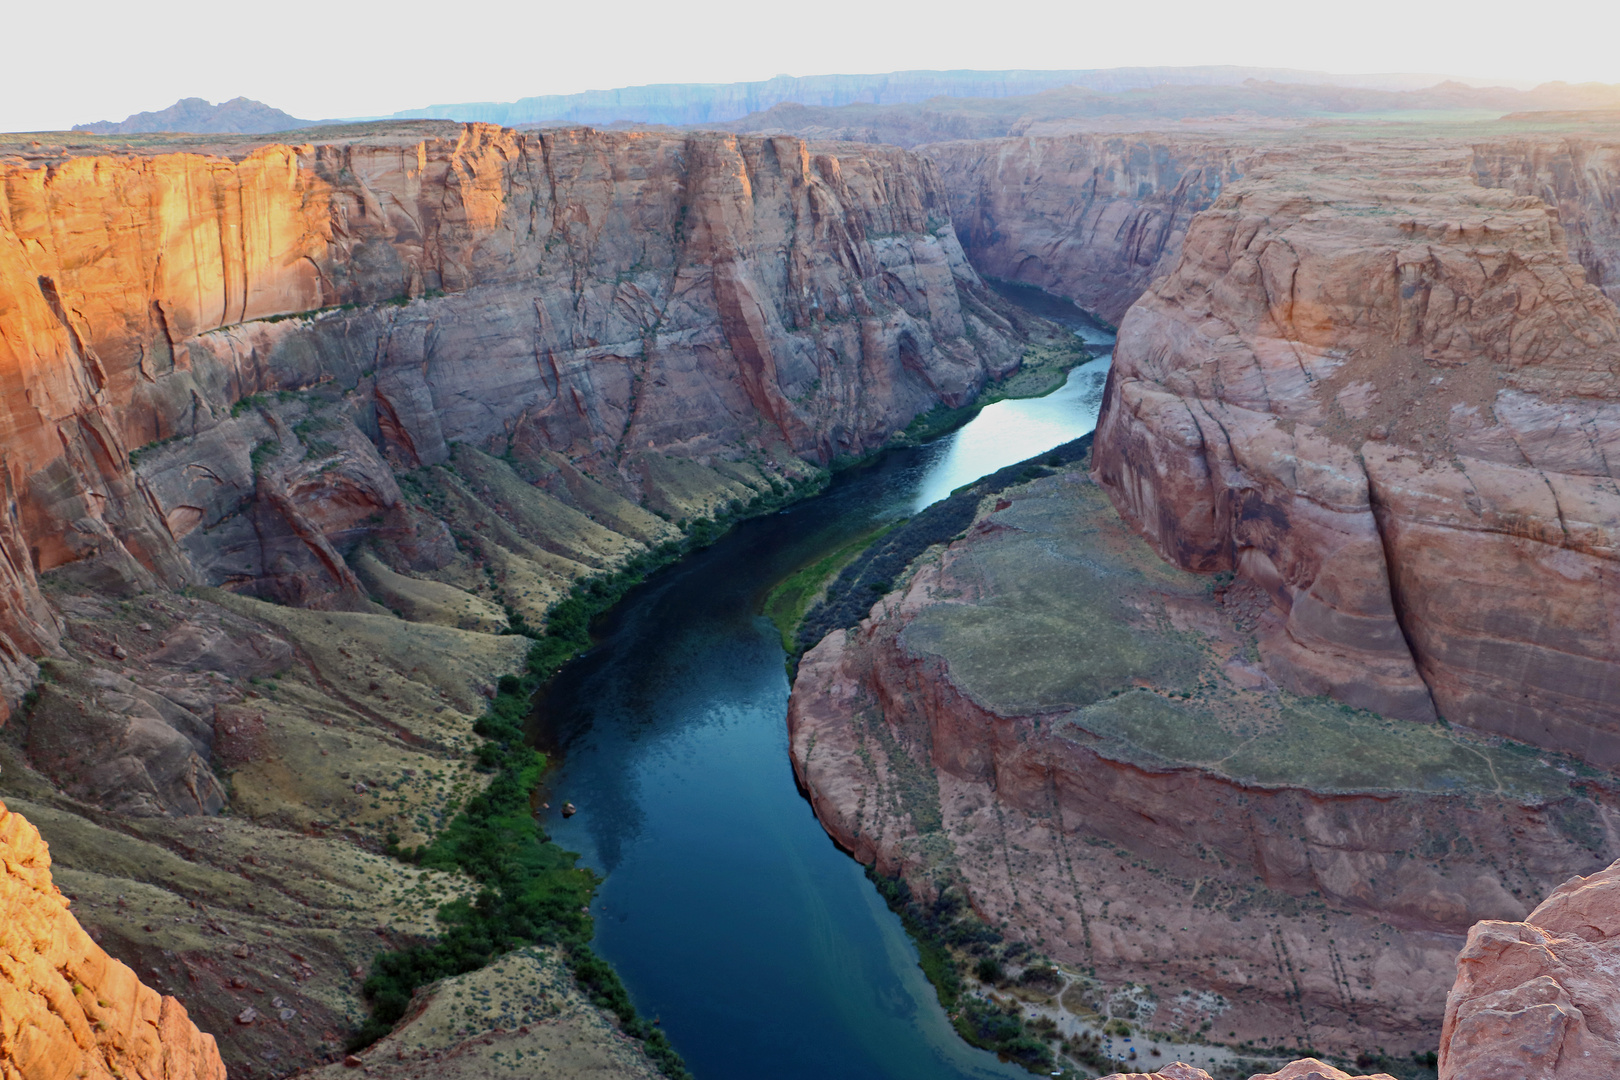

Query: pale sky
left=7, top=0, right=1616, bottom=132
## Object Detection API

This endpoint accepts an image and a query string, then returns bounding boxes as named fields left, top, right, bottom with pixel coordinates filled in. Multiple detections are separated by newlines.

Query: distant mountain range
left=70, top=67, right=1614, bottom=138
left=73, top=97, right=310, bottom=135
left=375, top=67, right=1524, bottom=128
left=721, top=78, right=1620, bottom=147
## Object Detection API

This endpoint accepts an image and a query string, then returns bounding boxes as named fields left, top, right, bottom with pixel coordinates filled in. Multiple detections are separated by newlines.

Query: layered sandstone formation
left=789, top=466, right=1618, bottom=1057
left=925, top=133, right=1258, bottom=322
left=0, top=798, right=226, bottom=1080
left=1091, top=139, right=1620, bottom=756
left=1440, top=859, right=1620, bottom=1079
left=0, top=120, right=1030, bottom=710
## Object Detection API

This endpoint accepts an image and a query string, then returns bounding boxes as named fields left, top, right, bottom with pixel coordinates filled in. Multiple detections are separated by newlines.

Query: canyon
left=0, top=119, right=1049, bottom=1078
left=788, top=113, right=1620, bottom=1072
left=1, top=85, right=1620, bottom=1080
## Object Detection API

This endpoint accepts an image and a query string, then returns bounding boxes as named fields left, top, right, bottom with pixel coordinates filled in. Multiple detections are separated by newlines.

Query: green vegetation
left=1067, top=689, right=1589, bottom=798
left=354, top=469, right=828, bottom=1071
left=515, top=473, right=825, bottom=681
left=357, top=659, right=689, bottom=1079
left=868, top=870, right=1053, bottom=1073
left=762, top=522, right=897, bottom=650
left=128, top=432, right=184, bottom=466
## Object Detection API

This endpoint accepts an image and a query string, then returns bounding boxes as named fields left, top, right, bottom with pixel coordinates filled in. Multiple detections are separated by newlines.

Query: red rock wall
left=1474, top=137, right=1620, bottom=308
left=0, top=799, right=227, bottom=1080
left=925, top=133, right=1272, bottom=323
left=1091, top=144, right=1620, bottom=755
left=0, top=123, right=1025, bottom=711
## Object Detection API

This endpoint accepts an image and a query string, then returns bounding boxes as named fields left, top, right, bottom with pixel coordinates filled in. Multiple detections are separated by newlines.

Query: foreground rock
left=1100, top=1060, right=1393, bottom=1080
left=0, top=798, right=226, bottom=1080
left=789, top=464, right=1617, bottom=1058
left=1440, top=859, right=1620, bottom=1079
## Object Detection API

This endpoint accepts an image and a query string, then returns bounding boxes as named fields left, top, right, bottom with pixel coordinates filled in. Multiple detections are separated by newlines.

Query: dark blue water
left=537, top=293, right=1112, bottom=1080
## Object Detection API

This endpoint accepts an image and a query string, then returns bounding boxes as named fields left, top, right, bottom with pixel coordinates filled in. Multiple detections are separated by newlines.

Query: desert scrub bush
left=356, top=667, right=690, bottom=1079
left=867, top=869, right=1052, bottom=1072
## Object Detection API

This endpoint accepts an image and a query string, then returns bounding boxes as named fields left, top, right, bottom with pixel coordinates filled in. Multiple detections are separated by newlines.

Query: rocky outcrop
left=1091, top=141, right=1620, bottom=757
left=925, top=134, right=1270, bottom=322
left=1440, top=859, right=1620, bottom=1079
left=789, top=466, right=1617, bottom=1057
left=0, top=798, right=227, bottom=1080
left=1101, top=1061, right=1393, bottom=1080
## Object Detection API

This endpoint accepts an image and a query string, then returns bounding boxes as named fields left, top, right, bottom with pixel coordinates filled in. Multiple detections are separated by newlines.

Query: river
left=536, top=286, right=1113, bottom=1080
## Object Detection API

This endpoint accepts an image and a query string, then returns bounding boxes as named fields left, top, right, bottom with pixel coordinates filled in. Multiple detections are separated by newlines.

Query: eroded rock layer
left=0, top=121, right=1033, bottom=711
left=789, top=464, right=1619, bottom=1057
left=1091, top=141, right=1620, bottom=758
left=0, top=798, right=226, bottom=1080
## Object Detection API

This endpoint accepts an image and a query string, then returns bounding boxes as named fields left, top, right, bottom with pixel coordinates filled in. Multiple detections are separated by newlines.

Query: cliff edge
left=1092, top=140, right=1620, bottom=756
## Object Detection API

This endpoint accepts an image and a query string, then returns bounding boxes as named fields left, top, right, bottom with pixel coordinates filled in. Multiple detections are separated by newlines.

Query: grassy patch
left=1065, top=689, right=1585, bottom=798
left=763, top=522, right=897, bottom=650
left=795, top=435, right=1094, bottom=663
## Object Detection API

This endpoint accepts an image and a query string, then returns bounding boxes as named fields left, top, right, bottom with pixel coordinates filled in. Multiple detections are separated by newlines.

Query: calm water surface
left=536, top=291, right=1112, bottom=1080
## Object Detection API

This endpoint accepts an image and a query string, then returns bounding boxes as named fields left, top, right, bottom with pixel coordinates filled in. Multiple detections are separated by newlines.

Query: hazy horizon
left=4, top=0, right=1613, bottom=133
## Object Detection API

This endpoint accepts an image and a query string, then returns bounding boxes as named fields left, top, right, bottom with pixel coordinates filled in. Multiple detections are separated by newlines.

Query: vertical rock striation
left=1091, top=143, right=1620, bottom=754
left=0, top=122, right=1029, bottom=708
left=925, top=133, right=1266, bottom=322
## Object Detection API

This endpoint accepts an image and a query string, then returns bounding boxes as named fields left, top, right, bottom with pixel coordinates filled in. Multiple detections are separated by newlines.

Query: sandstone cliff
left=925, top=133, right=1256, bottom=323
left=0, top=798, right=227, bottom=1080
left=1092, top=139, right=1620, bottom=756
left=788, top=463, right=1618, bottom=1059
left=0, top=121, right=1029, bottom=709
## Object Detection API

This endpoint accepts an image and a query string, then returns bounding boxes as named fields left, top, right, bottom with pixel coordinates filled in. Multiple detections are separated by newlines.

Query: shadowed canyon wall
left=926, top=133, right=1266, bottom=322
